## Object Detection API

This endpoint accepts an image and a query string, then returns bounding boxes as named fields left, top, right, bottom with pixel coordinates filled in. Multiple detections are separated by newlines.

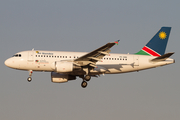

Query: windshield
left=13, top=54, right=21, bottom=57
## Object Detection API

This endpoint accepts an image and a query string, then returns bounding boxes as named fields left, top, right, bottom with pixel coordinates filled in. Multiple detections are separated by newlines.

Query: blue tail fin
left=135, top=27, right=171, bottom=56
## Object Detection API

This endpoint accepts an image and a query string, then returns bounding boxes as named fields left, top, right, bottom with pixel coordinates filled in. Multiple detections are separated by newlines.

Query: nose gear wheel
left=27, top=70, right=33, bottom=82
left=27, top=77, right=32, bottom=82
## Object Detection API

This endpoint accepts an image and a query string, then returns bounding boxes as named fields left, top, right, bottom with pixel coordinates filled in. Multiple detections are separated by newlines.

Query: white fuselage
left=5, top=50, right=175, bottom=75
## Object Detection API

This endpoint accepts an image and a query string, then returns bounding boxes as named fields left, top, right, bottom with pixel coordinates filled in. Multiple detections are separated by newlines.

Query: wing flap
left=98, top=50, right=110, bottom=55
left=89, top=64, right=97, bottom=68
left=88, top=57, right=102, bottom=61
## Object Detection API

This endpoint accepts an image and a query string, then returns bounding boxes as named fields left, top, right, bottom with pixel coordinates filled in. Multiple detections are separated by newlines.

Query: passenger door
left=28, top=50, right=34, bottom=62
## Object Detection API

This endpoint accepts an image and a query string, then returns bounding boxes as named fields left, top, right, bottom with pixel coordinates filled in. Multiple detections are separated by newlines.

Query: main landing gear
left=81, top=81, right=88, bottom=88
left=27, top=70, right=33, bottom=82
left=80, top=75, right=91, bottom=88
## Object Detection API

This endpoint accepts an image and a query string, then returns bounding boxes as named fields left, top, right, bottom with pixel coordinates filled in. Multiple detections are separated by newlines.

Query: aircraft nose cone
left=4, top=59, right=11, bottom=67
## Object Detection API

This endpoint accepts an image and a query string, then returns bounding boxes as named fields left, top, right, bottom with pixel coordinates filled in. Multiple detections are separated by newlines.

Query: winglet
left=114, top=40, right=120, bottom=45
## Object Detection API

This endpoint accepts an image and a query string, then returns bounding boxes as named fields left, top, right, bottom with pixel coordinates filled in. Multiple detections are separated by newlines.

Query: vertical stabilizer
left=135, top=27, right=171, bottom=56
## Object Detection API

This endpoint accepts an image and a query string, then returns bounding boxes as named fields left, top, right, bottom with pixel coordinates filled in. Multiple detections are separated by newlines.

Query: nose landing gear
left=27, top=77, right=32, bottom=82
left=27, top=70, right=33, bottom=82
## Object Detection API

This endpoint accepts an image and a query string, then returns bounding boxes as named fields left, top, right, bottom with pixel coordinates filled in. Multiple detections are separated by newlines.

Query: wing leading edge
left=74, top=40, right=120, bottom=67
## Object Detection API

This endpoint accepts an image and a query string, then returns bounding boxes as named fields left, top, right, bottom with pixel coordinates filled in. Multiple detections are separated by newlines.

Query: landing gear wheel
left=27, top=77, right=32, bottom=82
left=81, top=81, right=88, bottom=88
left=84, top=75, right=91, bottom=81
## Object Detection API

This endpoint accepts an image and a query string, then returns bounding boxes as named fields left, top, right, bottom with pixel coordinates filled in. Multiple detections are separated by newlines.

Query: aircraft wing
left=74, top=40, right=120, bottom=67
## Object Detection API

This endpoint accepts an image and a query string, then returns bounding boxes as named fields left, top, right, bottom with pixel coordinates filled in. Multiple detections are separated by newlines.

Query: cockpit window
left=13, top=54, right=22, bottom=57
left=13, top=54, right=18, bottom=57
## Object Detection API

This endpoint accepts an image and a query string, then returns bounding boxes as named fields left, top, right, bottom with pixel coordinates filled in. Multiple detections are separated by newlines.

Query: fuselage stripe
left=142, top=46, right=161, bottom=56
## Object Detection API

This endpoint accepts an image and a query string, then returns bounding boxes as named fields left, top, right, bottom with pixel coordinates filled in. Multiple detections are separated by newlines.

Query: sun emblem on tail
left=159, top=31, right=167, bottom=39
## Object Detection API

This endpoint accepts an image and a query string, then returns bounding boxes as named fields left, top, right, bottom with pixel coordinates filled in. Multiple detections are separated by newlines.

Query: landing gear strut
left=27, top=70, right=33, bottom=82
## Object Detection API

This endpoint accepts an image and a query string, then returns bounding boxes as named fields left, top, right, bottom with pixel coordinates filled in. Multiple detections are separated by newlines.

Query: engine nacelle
left=51, top=72, right=76, bottom=83
left=57, top=61, right=73, bottom=72
left=51, top=61, right=82, bottom=73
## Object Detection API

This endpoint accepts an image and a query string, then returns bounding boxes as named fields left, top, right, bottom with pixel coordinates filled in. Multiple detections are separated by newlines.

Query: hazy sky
left=0, top=0, right=180, bottom=120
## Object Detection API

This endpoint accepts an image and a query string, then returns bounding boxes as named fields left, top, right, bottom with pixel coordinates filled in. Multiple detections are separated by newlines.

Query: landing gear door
left=28, top=50, right=34, bottom=62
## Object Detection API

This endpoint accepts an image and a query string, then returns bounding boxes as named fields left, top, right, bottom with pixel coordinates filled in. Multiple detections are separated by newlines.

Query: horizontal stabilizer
left=151, top=52, right=174, bottom=62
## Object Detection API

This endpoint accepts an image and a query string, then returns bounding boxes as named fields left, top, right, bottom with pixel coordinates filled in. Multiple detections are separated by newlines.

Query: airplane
left=4, top=27, right=175, bottom=88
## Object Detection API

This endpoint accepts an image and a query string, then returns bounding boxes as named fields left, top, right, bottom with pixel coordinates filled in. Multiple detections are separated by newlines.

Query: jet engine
left=51, top=72, right=76, bottom=83
left=51, top=61, right=81, bottom=73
